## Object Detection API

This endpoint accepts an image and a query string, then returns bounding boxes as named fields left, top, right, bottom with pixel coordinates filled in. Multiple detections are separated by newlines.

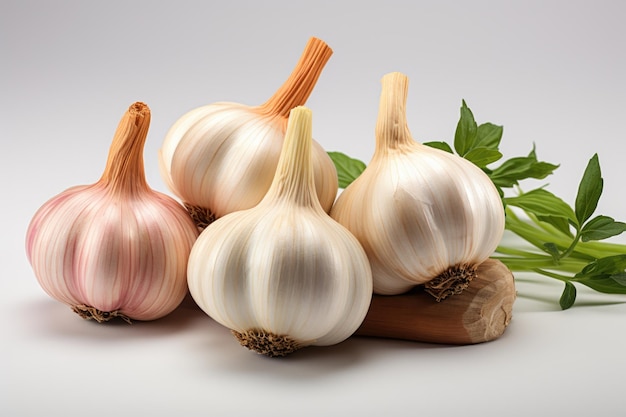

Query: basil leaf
left=463, top=147, right=503, bottom=168
left=505, top=189, right=577, bottom=225
left=575, top=154, right=603, bottom=225
left=327, top=151, right=367, bottom=188
left=475, top=122, right=503, bottom=150
left=575, top=273, right=626, bottom=295
left=543, top=242, right=561, bottom=261
left=454, top=100, right=478, bottom=156
left=537, top=215, right=574, bottom=237
left=580, top=215, right=626, bottom=242
left=559, top=282, right=577, bottom=310
left=489, top=150, right=559, bottom=188
left=423, top=141, right=453, bottom=153
left=576, top=254, right=626, bottom=277
left=574, top=255, right=626, bottom=294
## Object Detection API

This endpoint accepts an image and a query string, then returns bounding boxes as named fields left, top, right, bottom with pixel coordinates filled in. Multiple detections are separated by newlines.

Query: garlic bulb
left=159, top=37, right=338, bottom=229
left=330, top=72, right=505, bottom=300
left=187, top=106, right=373, bottom=357
left=25, top=102, right=199, bottom=323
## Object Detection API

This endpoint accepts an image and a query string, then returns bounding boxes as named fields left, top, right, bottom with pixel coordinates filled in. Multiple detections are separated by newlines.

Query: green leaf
left=559, top=282, right=577, bottom=310
left=573, top=255, right=626, bottom=294
left=423, top=141, right=454, bottom=153
left=463, top=147, right=503, bottom=168
left=580, top=215, right=626, bottom=242
left=576, top=254, right=626, bottom=277
left=489, top=147, right=559, bottom=188
left=537, top=215, right=574, bottom=237
left=454, top=100, right=478, bottom=156
left=490, top=160, right=559, bottom=188
left=504, top=189, right=577, bottom=225
left=543, top=242, right=561, bottom=262
left=575, top=154, right=603, bottom=225
left=475, top=122, right=503, bottom=150
left=575, top=273, right=626, bottom=294
left=327, top=151, right=367, bottom=188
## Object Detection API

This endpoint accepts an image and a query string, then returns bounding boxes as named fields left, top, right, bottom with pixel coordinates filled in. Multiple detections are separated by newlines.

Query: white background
left=2, top=1, right=626, bottom=416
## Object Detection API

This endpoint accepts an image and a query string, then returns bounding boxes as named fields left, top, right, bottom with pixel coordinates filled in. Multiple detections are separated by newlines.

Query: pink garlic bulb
left=26, top=102, right=199, bottom=323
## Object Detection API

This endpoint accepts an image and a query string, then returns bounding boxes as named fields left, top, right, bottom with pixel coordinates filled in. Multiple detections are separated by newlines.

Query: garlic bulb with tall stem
left=330, top=72, right=505, bottom=300
left=26, top=102, right=199, bottom=323
left=159, top=37, right=338, bottom=229
left=187, top=106, right=373, bottom=357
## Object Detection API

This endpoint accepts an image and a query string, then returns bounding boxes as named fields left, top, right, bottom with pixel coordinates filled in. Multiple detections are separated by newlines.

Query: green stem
left=504, top=208, right=613, bottom=261
left=505, top=215, right=554, bottom=253
left=573, top=239, right=626, bottom=255
left=493, top=253, right=587, bottom=274
left=532, top=268, right=571, bottom=282
left=559, top=231, right=582, bottom=260
left=497, top=205, right=626, bottom=290
left=495, top=245, right=539, bottom=257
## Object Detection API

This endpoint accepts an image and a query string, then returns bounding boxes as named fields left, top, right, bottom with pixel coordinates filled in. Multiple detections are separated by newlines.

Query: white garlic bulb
left=159, top=37, right=338, bottom=229
left=330, top=72, right=505, bottom=300
left=26, top=103, right=199, bottom=323
left=187, top=106, right=373, bottom=357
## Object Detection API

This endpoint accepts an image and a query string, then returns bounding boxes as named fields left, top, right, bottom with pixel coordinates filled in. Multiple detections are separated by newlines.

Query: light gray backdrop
left=2, top=1, right=625, bottom=416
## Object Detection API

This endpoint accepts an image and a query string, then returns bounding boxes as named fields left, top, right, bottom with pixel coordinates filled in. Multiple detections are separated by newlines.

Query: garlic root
left=424, top=263, right=477, bottom=302
left=355, top=259, right=516, bottom=345
left=184, top=203, right=216, bottom=231
left=232, top=329, right=302, bottom=357
left=72, top=305, right=132, bottom=324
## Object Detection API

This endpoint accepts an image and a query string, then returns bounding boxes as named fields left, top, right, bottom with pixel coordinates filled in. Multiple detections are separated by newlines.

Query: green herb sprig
left=328, top=100, right=626, bottom=309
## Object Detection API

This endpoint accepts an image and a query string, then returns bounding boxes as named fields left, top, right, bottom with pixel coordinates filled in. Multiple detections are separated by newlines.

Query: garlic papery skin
left=159, top=37, right=338, bottom=229
left=25, top=103, right=199, bottom=323
left=330, top=72, right=505, bottom=300
left=187, top=106, right=373, bottom=357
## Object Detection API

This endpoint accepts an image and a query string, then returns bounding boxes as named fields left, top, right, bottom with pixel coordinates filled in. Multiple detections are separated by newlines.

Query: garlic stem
left=374, top=72, right=414, bottom=154
left=99, top=102, right=150, bottom=195
left=264, top=106, right=318, bottom=209
left=259, top=37, right=333, bottom=120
